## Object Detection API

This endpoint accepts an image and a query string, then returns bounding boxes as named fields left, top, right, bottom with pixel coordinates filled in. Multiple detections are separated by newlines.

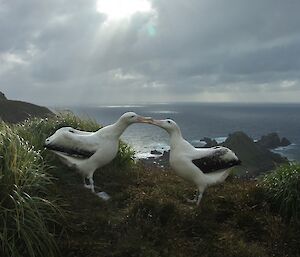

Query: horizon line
left=47, top=101, right=300, bottom=108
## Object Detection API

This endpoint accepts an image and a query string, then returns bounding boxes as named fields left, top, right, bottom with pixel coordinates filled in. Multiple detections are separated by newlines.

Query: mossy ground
left=49, top=159, right=300, bottom=257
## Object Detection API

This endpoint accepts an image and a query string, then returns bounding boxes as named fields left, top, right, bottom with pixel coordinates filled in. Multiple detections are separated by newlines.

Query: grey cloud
left=0, top=0, right=300, bottom=105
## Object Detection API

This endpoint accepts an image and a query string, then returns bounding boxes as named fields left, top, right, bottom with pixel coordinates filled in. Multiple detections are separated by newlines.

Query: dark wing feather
left=45, top=144, right=95, bottom=158
left=192, top=152, right=241, bottom=173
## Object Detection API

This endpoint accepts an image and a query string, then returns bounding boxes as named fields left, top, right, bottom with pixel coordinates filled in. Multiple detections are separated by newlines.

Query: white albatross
left=150, top=119, right=241, bottom=205
left=44, top=112, right=153, bottom=194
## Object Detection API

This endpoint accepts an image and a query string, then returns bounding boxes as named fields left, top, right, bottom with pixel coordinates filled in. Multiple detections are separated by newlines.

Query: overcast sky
left=1, top=0, right=300, bottom=106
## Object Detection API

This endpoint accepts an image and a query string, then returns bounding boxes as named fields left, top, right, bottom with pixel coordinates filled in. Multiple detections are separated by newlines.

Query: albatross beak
left=148, top=119, right=163, bottom=126
left=136, top=116, right=154, bottom=123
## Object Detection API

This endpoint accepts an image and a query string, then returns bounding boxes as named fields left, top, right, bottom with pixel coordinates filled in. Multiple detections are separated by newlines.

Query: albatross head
left=119, top=112, right=153, bottom=124
left=150, top=118, right=181, bottom=134
left=44, top=126, right=75, bottom=148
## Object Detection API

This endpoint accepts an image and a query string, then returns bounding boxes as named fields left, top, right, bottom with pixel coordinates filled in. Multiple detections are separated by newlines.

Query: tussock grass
left=260, top=163, right=300, bottom=222
left=0, top=123, right=62, bottom=257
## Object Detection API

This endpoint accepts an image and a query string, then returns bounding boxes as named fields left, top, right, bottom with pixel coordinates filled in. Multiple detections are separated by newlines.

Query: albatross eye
left=131, top=115, right=135, bottom=118
left=167, top=120, right=171, bottom=124
left=69, top=129, right=75, bottom=133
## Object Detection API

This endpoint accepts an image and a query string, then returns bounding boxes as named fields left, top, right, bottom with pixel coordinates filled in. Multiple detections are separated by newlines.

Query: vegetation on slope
left=51, top=163, right=300, bottom=257
left=1, top=114, right=300, bottom=257
left=0, top=123, right=61, bottom=257
left=261, top=163, right=300, bottom=222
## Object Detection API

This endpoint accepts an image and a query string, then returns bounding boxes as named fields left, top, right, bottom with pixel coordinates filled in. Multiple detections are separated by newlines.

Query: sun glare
left=96, top=0, right=152, bottom=20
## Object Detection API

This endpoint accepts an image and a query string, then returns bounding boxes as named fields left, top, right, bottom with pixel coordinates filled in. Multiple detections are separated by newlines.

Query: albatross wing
left=46, top=143, right=95, bottom=157
left=191, top=146, right=241, bottom=173
left=192, top=156, right=241, bottom=173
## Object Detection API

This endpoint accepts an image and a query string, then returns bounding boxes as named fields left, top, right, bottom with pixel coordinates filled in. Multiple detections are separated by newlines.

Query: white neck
left=169, top=127, right=184, bottom=150
left=96, top=118, right=129, bottom=138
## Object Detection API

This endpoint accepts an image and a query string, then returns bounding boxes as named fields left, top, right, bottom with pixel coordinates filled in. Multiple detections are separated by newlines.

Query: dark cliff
left=0, top=91, right=53, bottom=123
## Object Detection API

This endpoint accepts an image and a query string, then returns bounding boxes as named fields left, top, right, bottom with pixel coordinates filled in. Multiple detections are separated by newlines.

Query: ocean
left=68, top=103, right=300, bottom=162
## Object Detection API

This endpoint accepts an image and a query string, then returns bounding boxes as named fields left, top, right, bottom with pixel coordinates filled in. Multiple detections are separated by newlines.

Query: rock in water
left=257, top=132, right=291, bottom=149
left=201, top=137, right=218, bottom=147
left=222, top=131, right=288, bottom=177
left=280, top=137, right=291, bottom=147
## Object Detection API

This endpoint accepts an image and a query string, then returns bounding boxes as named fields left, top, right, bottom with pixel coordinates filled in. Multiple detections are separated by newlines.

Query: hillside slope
left=0, top=92, right=53, bottom=123
left=52, top=163, right=300, bottom=257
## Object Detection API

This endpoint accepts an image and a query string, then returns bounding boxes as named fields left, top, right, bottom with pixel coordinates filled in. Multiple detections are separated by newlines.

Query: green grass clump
left=0, top=123, right=62, bottom=257
left=260, top=163, right=300, bottom=222
left=110, top=141, right=135, bottom=169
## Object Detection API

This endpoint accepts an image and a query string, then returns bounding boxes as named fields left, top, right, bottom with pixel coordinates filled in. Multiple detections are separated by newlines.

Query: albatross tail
left=51, top=150, right=97, bottom=193
left=51, top=150, right=85, bottom=169
left=205, top=167, right=234, bottom=186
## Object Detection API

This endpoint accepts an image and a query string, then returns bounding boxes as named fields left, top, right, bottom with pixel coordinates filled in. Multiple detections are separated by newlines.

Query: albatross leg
left=89, top=177, right=95, bottom=193
left=196, top=191, right=203, bottom=206
left=186, top=189, right=204, bottom=205
left=83, top=177, right=92, bottom=189
left=186, top=190, right=199, bottom=203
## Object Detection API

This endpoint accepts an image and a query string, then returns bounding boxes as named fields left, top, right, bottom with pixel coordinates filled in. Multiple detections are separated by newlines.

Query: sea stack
left=257, top=132, right=291, bottom=149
